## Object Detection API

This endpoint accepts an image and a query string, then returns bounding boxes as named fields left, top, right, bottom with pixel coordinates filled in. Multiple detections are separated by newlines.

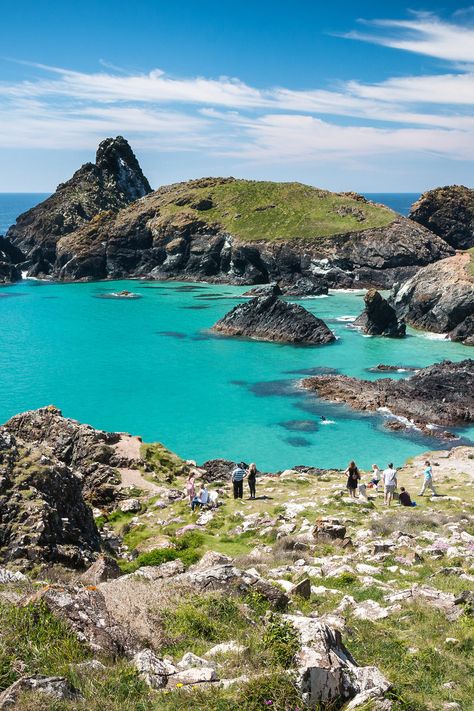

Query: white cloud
left=1, top=11, right=474, bottom=167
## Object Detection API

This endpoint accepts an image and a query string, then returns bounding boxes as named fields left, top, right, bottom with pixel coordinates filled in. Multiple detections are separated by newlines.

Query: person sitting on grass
left=191, top=484, right=209, bottom=511
left=368, top=464, right=381, bottom=491
left=399, top=486, right=416, bottom=507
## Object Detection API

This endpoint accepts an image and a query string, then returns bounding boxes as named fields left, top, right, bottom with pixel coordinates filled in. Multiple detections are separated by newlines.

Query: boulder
left=409, top=185, right=474, bottom=249
left=354, top=289, right=405, bottom=337
left=290, top=578, right=312, bottom=599
left=212, top=295, right=335, bottom=345
left=242, top=283, right=282, bottom=297
left=119, top=498, right=141, bottom=513
left=133, top=649, right=177, bottom=689
left=0, top=676, right=82, bottom=709
left=284, top=616, right=391, bottom=707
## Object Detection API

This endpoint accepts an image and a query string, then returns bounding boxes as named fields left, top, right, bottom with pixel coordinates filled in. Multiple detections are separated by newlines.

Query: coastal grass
left=467, top=247, right=474, bottom=278
left=158, top=180, right=395, bottom=242
left=0, top=601, right=89, bottom=691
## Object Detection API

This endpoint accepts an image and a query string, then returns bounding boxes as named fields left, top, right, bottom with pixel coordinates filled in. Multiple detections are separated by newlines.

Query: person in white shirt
left=191, top=485, right=209, bottom=512
left=383, top=463, right=397, bottom=506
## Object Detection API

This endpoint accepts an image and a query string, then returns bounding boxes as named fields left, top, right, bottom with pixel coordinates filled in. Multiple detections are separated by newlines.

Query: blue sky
left=1, top=1, right=474, bottom=191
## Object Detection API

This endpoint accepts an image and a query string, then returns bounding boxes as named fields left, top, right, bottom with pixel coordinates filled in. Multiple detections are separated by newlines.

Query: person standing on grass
left=247, top=462, right=257, bottom=499
left=186, top=471, right=196, bottom=504
left=419, top=460, right=438, bottom=496
left=383, top=463, right=398, bottom=506
left=231, top=462, right=246, bottom=499
left=344, top=460, right=360, bottom=499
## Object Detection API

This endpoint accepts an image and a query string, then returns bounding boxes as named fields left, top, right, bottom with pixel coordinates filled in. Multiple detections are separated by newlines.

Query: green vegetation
left=262, top=615, right=300, bottom=667
left=140, top=442, right=189, bottom=482
left=119, top=531, right=204, bottom=573
left=158, top=179, right=395, bottom=241
left=0, top=602, right=88, bottom=691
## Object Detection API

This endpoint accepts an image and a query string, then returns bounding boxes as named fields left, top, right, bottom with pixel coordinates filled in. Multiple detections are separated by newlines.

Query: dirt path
left=113, top=434, right=162, bottom=494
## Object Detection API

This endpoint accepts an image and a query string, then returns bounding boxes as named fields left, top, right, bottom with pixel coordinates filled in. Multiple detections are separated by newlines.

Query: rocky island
left=354, top=289, right=406, bottom=338
left=3, top=137, right=455, bottom=291
left=212, top=294, right=336, bottom=344
left=302, top=359, right=474, bottom=435
left=0, top=405, right=473, bottom=710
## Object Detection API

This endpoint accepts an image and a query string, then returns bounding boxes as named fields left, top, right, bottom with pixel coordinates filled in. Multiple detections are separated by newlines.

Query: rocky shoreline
left=0, top=406, right=473, bottom=709
left=302, top=359, right=474, bottom=438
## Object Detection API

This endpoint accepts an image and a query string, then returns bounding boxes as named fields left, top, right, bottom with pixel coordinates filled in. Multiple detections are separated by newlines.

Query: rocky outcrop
left=0, top=675, right=82, bottom=709
left=0, top=237, right=23, bottom=283
left=7, top=136, right=151, bottom=276
left=391, top=253, right=474, bottom=345
left=5, top=146, right=453, bottom=287
left=354, top=289, right=405, bottom=337
left=0, top=427, right=101, bottom=569
left=302, top=359, right=474, bottom=431
left=4, top=406, right=121, bottom=506
left=409, top=185, right=474, bottom=249
left=212, top=295, right=335, bottom=344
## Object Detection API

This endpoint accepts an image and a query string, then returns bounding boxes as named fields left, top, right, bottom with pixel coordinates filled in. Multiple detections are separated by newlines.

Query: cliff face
left=47, top=177, right=453, bottom=289
left=0, top=237, right=23, bottom=283
left=7, top=136, right=152, bottom=276
left=409, top=185, right=474, bottom=249
left=391, top=253, right=474, bottom=345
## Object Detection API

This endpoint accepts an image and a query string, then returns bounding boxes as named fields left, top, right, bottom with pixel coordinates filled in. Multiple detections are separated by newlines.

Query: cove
left=0, top=279, right=472, bottom=471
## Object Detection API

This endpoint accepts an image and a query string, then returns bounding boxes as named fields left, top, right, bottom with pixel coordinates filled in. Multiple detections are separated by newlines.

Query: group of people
left=344, top=459, right=438, bottom=507
left=185, top=461, right=258, bottom=512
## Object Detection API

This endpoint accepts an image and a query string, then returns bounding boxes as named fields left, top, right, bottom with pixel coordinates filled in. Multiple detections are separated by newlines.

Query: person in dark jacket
left=231, top=462, right=246, bottom=499
left=247, top=462, right=257, bottom=499
left=399, top=487, right=416, bottom=507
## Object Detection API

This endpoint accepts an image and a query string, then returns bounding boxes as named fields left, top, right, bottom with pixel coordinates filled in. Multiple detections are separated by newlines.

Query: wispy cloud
left=1, top=11, right=474, bottom=166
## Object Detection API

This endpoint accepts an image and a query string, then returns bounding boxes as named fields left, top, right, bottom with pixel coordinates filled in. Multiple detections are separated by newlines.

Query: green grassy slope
left=156, top=179, right=396, bottom=241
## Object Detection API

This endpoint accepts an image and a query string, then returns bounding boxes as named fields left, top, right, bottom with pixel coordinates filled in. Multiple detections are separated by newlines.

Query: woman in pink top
left=186, top=472, right=196, bottom=503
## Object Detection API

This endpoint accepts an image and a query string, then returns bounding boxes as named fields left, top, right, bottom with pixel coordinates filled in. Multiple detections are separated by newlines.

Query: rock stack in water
left=7, top=136, right=152, bottom=277
left=354, top=289, right=406, bottom=337
left=211, top=295, right=336, bottom=345
left=409, top=185, right=474, bottom=249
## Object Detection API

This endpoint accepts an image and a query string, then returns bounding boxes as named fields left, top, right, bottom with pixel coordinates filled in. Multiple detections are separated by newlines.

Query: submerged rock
left=302, top=359, right=474, bottom=431
left=409, top=185, right=474, bottom=249
left=211, top=295, right=335, bottom=344
left=354, top=289, right=405, bottom=337
left=391, top=253, right=474, bottom=345
left=7, top=136, right=151, bottom=277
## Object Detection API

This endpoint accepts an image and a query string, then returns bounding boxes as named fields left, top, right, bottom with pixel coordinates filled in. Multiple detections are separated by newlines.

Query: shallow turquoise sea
left=1, top=192, right=472, bottom=471
left=0, top=278, right=472, bottom=471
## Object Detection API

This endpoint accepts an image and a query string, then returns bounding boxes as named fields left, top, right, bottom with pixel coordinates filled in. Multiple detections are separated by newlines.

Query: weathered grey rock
left=285, top=616, right=391, bottom=707
left=167, top=667, right=218, bottom=687
left=133, top=559, right=185, bottom=580
left=391, top=253, right=474, bottom=345
left=23, top=585, right=138, bottom=656
left=409, top=185, right=474, bottom=249
left=0, top=676, right=82, bottom=708
left=119, top=498, right=141, bottom=513
left=212, top=295, right=335, bottom=345
left=133, top=649, right=177, bottom=689
left=177, top=652, right=215, bottom=670
left=354, top=289, right=405, bottom=337
left=205, top=641, right=247, bottom=657
left=290, top=578, right=312, bottom=599
left=80, top=554, right=122, bottom=585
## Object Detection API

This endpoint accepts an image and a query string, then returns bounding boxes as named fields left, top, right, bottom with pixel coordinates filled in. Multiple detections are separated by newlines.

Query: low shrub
left=261, top=615, right=300, bottom=668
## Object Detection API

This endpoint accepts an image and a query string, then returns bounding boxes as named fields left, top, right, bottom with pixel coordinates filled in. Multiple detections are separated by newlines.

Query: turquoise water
left=1, top=191, right=472, bottom=471
left=0, top=278, right=472, bottom=471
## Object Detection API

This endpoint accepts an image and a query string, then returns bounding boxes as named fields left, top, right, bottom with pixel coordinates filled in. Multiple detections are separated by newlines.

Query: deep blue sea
left=1, top=192, right=471, bottom=471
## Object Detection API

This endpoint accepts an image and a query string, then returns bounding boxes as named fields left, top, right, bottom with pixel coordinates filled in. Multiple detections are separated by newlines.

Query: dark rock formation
left=0, top=427, right=101, bottom=569
left=242, top=283, right=282, bottom=298
left=409, top=185, right=474, bottom=249
left=354, top=289, right=406, bottom=337
left=281, top=277, right=329, bottom=297
left=4, top=406, right=121, bottom=507
left=391, top=253, right=474, bottom=345
left=7, top=136, right=151, bottom=276
left=302, top=359, right=474, bottom=431
left=212, top=295, right=335, bottom=344
left=0, top=237, right=23, bottom=283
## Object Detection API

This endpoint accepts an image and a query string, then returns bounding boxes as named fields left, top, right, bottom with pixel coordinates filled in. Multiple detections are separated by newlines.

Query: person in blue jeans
left=191, top=485, right=209, bottom=511
left=231, top=463, right=246, bottom=499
